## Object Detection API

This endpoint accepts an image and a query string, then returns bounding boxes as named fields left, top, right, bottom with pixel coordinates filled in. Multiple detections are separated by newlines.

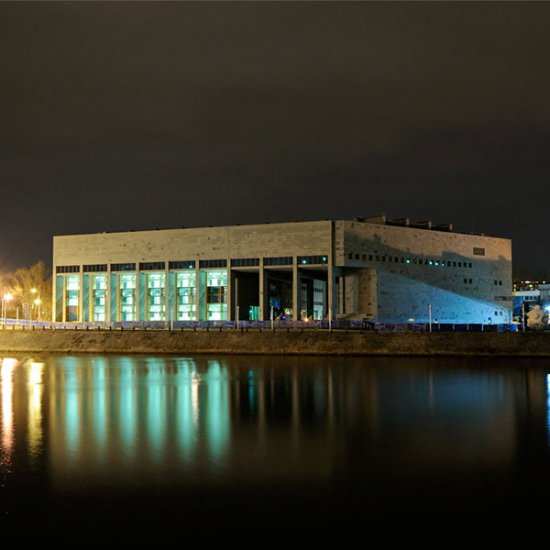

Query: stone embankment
left=0, top=328, right=548, bottom=356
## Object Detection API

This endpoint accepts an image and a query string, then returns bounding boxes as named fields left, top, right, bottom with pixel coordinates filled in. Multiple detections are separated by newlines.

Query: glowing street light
left=33, top=298, right=42, bottom=321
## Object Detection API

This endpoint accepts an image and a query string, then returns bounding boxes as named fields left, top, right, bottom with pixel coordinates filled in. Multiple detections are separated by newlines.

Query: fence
left=0, top=318, right=520, bottom=333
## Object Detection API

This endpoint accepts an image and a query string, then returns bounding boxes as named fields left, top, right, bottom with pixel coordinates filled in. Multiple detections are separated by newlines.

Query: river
left=1, top=354, right=549, bottom=540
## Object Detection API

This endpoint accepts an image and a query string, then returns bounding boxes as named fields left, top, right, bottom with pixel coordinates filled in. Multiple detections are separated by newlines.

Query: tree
left=6, top=261, right=52, bottom=320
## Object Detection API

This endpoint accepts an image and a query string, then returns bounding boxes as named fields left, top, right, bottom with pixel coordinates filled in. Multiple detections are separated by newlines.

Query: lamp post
left=33, top=298, right=42, bottom=321
left=428, top=303, right=432, bottom=333
left=2, top=293, right=13, bottom=327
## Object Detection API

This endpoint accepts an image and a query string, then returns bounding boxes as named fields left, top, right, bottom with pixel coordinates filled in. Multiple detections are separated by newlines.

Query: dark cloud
left=0, top=2, right=549, bottom=273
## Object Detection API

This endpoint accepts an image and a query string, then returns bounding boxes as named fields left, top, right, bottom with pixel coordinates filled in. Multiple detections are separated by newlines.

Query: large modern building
left=52, top=216, right=512, bottom=324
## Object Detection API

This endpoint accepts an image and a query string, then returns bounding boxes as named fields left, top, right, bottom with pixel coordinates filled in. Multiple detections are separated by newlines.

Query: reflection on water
left=1, top=354, right=550, bottom=529
left=1, top=358, right=15, bottom=467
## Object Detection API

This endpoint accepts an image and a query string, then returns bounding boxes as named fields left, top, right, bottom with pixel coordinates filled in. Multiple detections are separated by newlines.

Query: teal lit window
left=119, top=273, right=136, bottom=321
left=176, top=271, right=196, bottom=320
left=92, top=274, right=107, bottom=322
left=65, top=275, right=80, bottom=322
left=206, top=270, right=227, bottom=321
left=147, top=273, right=165, bottom=321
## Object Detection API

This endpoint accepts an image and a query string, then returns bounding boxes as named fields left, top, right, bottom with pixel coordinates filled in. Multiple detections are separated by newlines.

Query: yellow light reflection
left=1, top=358, right=17, bottom=456
left=192, top=371, right=200, bottom=428
left=28, top=362, right=44, bottom=458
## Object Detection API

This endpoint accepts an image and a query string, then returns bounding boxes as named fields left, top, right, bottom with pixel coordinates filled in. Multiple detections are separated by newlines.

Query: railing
left=0, top=318, right=520, bottom=332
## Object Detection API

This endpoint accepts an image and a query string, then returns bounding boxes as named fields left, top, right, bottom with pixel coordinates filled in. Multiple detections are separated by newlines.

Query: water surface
left=1, top=354, right=549, bottom=539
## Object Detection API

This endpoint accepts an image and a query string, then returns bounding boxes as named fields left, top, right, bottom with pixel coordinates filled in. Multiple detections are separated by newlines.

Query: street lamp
left=2, top=293, right=13, bottom=327
left=33, top=298, right=42, bottom=321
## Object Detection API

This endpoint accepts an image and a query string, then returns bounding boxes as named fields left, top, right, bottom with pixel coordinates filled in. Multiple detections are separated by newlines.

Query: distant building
left=52, top=216, right=512, bottom=324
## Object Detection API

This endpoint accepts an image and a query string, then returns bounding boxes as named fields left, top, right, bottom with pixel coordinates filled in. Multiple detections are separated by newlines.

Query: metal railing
left=0, top=318, right=520, bottom=333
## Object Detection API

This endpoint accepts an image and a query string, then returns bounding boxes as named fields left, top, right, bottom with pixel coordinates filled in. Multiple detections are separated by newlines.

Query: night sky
left=1, top=2, right=549, bottom=275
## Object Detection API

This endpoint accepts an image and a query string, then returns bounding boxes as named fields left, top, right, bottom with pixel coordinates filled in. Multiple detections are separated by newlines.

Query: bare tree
left=6, top=261, right=52, bottom=320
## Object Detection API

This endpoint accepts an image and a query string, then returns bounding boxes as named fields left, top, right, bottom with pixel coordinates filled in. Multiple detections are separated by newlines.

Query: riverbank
left=0, top=328, right=548, bottom=356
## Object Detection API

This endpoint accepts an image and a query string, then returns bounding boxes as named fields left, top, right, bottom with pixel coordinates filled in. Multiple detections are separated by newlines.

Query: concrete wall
left=0, top=330, right=549, bottom=357
left=53, top=221, right=333, bottom=265
left=335, top=220, right=512, bottom=323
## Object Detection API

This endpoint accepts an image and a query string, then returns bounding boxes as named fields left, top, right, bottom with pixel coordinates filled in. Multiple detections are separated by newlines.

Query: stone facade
left=52, top=217, right=512, bottom=324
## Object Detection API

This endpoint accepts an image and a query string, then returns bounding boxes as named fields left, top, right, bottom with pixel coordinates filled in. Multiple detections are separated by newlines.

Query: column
left=259, top=262, right=268, bottom=320
left=292, top=259, right=302, bottom=321
left=227, top=263, right=233, bottom=321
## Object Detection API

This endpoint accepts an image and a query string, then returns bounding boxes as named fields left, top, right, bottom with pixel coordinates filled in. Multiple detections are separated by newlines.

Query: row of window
left=58, top=254, right=330, bottom=274
left=59, top=270, right=229, bottom=322
left=347, top=253, right=474, bottom=269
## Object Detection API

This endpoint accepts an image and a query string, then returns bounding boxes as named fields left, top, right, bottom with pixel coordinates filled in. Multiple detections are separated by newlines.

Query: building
left=52, top=216, right=512, bottom=324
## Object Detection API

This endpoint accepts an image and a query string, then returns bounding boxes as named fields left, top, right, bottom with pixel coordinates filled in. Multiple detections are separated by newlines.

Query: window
left=57, top=265, right=80, bottom=273
left=297, top=256, right=328, bottom=265
left=111, top=263, right=136, bottom=272
left=468, top=263, right=472, bottom=268
left=205, top=270, right=228, bottom=320
left=169, top=261, right=196, bottom=270
left=347, top=253, right=353, bottom=260
left=369, top=255, right=373, bottom=261
left=355, top=254, right=360, bottom=260
left=264, top=257, right=293, bottom=266
left=83, top=264, right=107, bottom=273
left=119, top=273, right=136, bottom=321
left=92, top=274, right=107, bottom=321
left=65, top=275, right=80, bottom=321
left=140, top=262, right=165, bottom=271
left=499, top=280, right=502, bottom=286
left=147, top=273, right=165, bottom=321
left=199, top=259, right=227, bottom=268
left=176, top=271, right=196, bottom=320
left=362, top=254, right=366, bottom=261
left=458, top=262, right=462, bottom=267
left=473, top=247, right=485, bottom=256
left=231, top=258, right=260, bottom=267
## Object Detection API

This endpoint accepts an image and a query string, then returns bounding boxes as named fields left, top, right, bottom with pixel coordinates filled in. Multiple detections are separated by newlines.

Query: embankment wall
left=0, top=329, right=548, bottom=356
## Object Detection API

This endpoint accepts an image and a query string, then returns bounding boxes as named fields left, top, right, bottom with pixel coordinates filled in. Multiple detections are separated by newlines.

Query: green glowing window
left=205, top=270, right=227, bottom=321
left=92, top=274, right=107, bottom=322
left=119, top=273, right=136, bottom=321
left=176, top=271, right=196, bottom=320
left=147, top=273, right=165, bottom=321
left=65, top=275, right=80, bottom=322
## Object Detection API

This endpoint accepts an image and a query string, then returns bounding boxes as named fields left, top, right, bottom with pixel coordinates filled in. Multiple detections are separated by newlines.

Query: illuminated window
left=169, top=260, right=196, bottom=270
left=119, top=273, right=136, bottom=321
left=176, top=271, right=196, bottom=320
left=65, top=275, right=79, bottom=322
left=92, top=274, right=107, bottom=322
left=147, top=273, right=165, bottom=321
left=205, top=270, right=227, bottom=321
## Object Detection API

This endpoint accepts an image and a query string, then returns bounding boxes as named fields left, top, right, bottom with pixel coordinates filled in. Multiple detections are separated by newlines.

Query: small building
left=52, top=216, right=512, bottom=324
